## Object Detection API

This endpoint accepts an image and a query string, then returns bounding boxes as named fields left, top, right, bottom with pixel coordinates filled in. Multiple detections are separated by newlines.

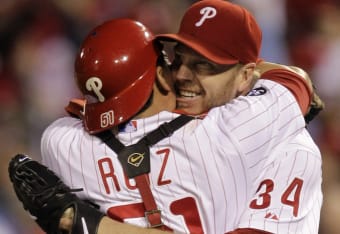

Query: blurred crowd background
left=0, top=0, right=339, bottom=233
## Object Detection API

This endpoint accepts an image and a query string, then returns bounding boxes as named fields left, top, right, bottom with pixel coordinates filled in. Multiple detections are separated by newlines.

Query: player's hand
left=59, top=207, right=74, bottom=232
left=286, top=65, right=325, bottom=123
left=304, top=85, right=325, bottom=123
left=8, top=154, right=104, bottom=234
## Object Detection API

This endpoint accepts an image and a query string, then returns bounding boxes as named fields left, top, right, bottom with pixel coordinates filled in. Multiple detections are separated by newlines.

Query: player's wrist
left=58, top=201, right=105, bottom=234
left=70, top=200, right=105, bottom=234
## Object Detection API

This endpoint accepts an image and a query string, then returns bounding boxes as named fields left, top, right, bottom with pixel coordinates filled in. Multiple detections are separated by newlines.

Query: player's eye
left=193, top=61, right=215, bottom=74
left=170, top=55, right=182, bottom=71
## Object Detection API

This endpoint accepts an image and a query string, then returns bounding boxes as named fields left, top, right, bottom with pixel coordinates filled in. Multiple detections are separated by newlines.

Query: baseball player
left=154, top=1, right=324, bottom=233
left=9, top=1, right=324, bottom=234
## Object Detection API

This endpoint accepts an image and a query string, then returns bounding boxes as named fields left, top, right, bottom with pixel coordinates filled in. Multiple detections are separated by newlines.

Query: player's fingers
left=59, top=207, right=74, bottom=232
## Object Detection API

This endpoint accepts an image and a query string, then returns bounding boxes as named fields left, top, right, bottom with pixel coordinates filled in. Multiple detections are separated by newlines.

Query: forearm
left=256, top=61, right=313, bottom=115
left=98, top=217, right=169, bottom=234
left=60, top=208, right=169, bottom=234
left=256, top=61, right=313, bottom=93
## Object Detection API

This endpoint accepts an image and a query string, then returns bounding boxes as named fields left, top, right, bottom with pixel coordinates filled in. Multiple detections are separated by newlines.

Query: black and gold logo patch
left=127, top=153, right=145, bottom=167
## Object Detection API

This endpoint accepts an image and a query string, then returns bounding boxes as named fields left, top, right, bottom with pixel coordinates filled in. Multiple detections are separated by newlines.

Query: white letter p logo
left=86, top=77, right=105, bottom=102
left=195, top=7, right=217, bottom=27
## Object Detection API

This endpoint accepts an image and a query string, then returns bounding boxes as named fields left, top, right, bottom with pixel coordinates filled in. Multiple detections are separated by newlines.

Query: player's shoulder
left=47, top=116, right=83, bottom=130
left=252, top=79, right=289, bottom=95
left=244, top=79, right=297, bottom=107
left=205, top=79, right=303, bottom=133
left=209, top=79, right=292, bottom=117
left=42, top=116, right=84, bottom=141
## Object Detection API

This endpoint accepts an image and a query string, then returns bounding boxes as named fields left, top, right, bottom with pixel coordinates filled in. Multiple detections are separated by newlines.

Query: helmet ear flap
left=74, top=18, right=159, bottom=133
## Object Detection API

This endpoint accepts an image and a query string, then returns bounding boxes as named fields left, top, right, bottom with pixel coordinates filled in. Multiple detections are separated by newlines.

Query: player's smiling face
left=171, top=44, right=244, bottom=114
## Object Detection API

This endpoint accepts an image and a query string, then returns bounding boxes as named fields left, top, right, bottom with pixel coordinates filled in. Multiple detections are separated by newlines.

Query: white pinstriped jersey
left=41, top=79, right=322, bottom=234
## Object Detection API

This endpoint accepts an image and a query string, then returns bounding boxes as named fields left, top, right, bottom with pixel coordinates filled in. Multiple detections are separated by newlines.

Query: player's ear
left=156, top=65, right=173, bottom=93
left=238, top=62, right=257, bottom=94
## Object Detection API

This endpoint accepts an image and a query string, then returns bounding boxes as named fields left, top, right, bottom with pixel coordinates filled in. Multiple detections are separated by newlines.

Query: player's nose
left=174, top=63, right=194, bottom=82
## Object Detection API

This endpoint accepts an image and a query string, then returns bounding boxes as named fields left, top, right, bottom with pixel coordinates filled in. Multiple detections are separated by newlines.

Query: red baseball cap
left=156, top=0, right=262, bottom=64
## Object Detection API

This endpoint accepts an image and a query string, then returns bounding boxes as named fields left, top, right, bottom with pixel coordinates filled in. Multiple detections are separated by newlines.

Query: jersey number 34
left=249, top=178, right=303, bottom=217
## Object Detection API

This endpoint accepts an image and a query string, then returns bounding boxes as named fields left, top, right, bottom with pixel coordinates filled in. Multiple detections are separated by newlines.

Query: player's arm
left=61, top=209, right=270, bottom=234
left=98, top=217, right=168, bottom=234
left=226, top=228, right=272, bottom=233
left=61, top=209, right=168, bottom=234
left=256, top=61, right=324, bottom=123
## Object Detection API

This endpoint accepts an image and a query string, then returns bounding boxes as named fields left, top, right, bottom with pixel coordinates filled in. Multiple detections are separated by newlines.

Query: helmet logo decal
left=86, top=77, right=105, bottom=102
left=195, top=7, right=217, bottom=27
left=100, top=110, right=114, bottom=128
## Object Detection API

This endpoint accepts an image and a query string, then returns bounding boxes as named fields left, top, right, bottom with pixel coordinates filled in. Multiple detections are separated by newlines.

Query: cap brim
left=156, top=33, right=239, bottom=65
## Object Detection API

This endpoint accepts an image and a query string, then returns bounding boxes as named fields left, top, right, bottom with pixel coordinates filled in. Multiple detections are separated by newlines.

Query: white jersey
left=41, top=79, right=322, bottom=234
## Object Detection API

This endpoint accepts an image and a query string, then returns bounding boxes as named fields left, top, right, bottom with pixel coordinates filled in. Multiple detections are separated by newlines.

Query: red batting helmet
left=75, top=18, right=159, bottom=134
